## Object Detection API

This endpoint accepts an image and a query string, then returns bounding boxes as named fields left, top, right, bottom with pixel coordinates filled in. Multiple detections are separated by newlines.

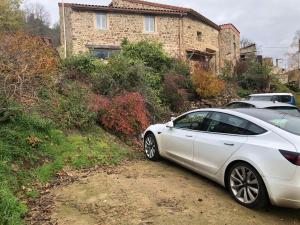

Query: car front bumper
left=266, top=169, right=300, bottom=208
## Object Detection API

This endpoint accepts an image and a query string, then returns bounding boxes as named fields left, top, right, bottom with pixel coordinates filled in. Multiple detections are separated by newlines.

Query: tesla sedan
left=142, top=108, right=300, bottom=209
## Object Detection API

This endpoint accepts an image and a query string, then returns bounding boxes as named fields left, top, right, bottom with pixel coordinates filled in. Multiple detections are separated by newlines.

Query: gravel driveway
left=50, top=159, right=300, bottom=225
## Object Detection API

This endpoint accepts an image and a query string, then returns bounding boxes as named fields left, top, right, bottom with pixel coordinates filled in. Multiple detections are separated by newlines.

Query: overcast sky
left=23, top=0, right=300, bottom=68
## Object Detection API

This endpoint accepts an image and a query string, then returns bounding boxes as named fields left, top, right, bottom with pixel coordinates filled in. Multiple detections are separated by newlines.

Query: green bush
left=62, top=54, right=104, bottom=80
left=121, top=40, right=172, bottom=72
left=237, top=88, right=252, bottom=98
left=237, top=61, right=273, bottom=91
left=169, top=58, right=191, bottom=76
left=52, top=83, right=96, bottom=129
left=93, top=54, right=147, bottom=96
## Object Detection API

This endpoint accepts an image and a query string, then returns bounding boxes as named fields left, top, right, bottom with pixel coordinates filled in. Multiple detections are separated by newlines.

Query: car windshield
left=234, top=109, right=300, bottom=136
left=266, top=107, right=300, bottom=117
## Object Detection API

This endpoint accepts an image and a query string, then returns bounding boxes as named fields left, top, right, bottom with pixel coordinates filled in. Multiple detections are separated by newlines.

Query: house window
left=145, top=16, right=155, bottom=32
left=96, top=13, right=107, bottom=30
left=197, top=31, right=203, bottom=41
left=91, top=48, right=119, bottom=59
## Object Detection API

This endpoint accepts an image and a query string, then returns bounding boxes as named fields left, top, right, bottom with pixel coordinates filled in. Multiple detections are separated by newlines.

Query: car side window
left=206, top=112, right=266, bottom=135
left=173, top=111, right=209, bottom=131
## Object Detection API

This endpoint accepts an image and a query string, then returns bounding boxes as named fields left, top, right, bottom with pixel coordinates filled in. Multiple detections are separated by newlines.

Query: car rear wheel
left=144, top=133, right=160, bottom=161
left=227, top=162, right=268, bottom=209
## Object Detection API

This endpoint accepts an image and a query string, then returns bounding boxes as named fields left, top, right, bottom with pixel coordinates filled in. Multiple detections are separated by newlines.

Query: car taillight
left=279, top=150, right=300, bottom=166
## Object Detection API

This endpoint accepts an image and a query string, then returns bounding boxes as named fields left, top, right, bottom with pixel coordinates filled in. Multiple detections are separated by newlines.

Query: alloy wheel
left=229, top=166, right=260, bottom=204
left=144, top=135, right=156, bottom=159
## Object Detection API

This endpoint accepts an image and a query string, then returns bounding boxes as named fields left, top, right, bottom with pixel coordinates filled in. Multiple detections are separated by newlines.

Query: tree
left=0, top=0, right=24, bottom=32
left=24, top=3, right=60, bottom=46
left=24, top=2, right=50, bottom=25
left=240, top=37, right=255, bottom=48
left=237, top=61, right=273, bottom=92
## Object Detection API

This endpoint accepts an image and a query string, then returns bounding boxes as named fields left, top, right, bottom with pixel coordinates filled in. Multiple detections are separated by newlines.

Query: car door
left=194, top=112, right=250, bottom=175
left=161, top=111, right=209, bottom=165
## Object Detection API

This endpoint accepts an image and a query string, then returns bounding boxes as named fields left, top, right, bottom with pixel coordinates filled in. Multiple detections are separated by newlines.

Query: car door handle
left=185, top=135, right=193, bottom=138
left=224, top=143, right=235, bottom=146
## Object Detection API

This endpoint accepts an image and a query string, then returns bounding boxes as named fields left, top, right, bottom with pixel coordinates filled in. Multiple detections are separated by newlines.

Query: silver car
left=226, top=100, right=300, bottom=117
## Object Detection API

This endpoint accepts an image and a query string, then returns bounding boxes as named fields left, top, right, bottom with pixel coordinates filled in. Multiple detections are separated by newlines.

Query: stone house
left=59, top=0, right=240, bottom=72
left=286, top=69, right=300, bottom=88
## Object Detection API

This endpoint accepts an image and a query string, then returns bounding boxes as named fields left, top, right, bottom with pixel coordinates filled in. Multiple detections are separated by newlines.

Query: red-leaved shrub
left=95, top=92, right=150, bottom=138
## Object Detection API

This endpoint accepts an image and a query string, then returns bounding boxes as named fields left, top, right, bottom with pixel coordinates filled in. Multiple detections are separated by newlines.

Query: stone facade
left=59, top=0, right=240, bottom=72
left=219, top=24, right=240, bottom=69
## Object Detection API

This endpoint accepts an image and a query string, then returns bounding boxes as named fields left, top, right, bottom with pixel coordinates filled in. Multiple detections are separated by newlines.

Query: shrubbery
left=39, top=83, right=96, bottom=130
left=162, top=74, right=190, bottom=112
left=94, top=92, right=150, bottom=139
left=121, top=39, right=172, bottom=72
left=93, top=54, right=147, bottom=96
left=192, top=67, right=226, bottom=99
left=62, top=53, right=104, bottom=81
left=0, top=32, right=59, bottom=104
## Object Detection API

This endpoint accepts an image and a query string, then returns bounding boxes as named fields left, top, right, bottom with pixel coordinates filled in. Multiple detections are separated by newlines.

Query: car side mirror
left=166, top=121, right=174, bottom=128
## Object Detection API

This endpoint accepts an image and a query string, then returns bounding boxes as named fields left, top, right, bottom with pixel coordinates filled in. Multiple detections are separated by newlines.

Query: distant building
left=58, top=0, right=240, bottom=72
left=240, top=43, right=257, bottom=61
left=287, top=69, right=300, bottom=88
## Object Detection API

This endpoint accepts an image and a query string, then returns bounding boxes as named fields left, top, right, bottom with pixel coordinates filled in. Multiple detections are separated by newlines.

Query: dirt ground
left=50, top=159, right=300, bottom=225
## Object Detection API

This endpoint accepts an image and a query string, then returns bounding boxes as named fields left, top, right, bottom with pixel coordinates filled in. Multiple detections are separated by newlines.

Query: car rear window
left=276, top=95, right=291, bottom=103
left=235, top=109, right=300, bottom=136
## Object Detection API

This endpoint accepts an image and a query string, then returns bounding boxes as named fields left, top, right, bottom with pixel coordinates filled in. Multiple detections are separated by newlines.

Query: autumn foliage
left=90, top=92, right=150, bottom=138
left=192, top=67, right=226, bottom=99
left=0, top=32, right=59, bottom=104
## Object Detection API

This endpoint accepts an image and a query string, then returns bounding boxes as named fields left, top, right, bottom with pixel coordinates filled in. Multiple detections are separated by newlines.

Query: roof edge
left=220, top=23, right=240, bottom=34
left=110, top=0, right=189, bottom=12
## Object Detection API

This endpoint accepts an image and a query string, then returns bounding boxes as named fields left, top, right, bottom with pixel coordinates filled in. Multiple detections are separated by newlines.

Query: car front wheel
left=144, top=133, right=160, bottom=161
left=227, top=162, right=268, bottom=209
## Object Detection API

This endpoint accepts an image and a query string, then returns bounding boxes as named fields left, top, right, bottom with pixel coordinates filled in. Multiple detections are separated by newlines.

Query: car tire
left=226, top=162, right=269, bottom=209
left=144, top=133, right=160, bottom=161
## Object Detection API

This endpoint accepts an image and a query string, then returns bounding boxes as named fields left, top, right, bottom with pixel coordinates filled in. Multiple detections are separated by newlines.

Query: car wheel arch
left=224, top=160, right=267, bottom=191
left=144, top=130, right=161, bottom=153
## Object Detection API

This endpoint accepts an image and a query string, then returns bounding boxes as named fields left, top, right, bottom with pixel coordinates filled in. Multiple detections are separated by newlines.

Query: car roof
left=228, top=100, right=297, bottom=108
left=249, top=93, right=293, bottom=96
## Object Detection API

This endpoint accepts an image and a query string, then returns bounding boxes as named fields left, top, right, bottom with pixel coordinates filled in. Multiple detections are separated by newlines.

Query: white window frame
left=145, top=16, right=155, bottom=33
left=96, top=13, right=108, bottom=30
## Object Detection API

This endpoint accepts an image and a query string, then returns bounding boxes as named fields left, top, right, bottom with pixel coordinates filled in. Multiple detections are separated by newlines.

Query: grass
left=0, top=112, right=137, bottom=225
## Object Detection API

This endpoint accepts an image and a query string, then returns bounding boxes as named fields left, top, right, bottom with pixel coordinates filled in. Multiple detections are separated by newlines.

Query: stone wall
left=59, top=5, right=220, bottom=61
left=183, top=17, right=219, bottom=71
left=219, top=24, right=240, bottom=70
left=66, top=9, right=182, bottom=57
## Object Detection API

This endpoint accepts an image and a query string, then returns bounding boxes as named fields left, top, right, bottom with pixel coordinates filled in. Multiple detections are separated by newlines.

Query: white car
left=143, top=108, right=300, bottom=209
